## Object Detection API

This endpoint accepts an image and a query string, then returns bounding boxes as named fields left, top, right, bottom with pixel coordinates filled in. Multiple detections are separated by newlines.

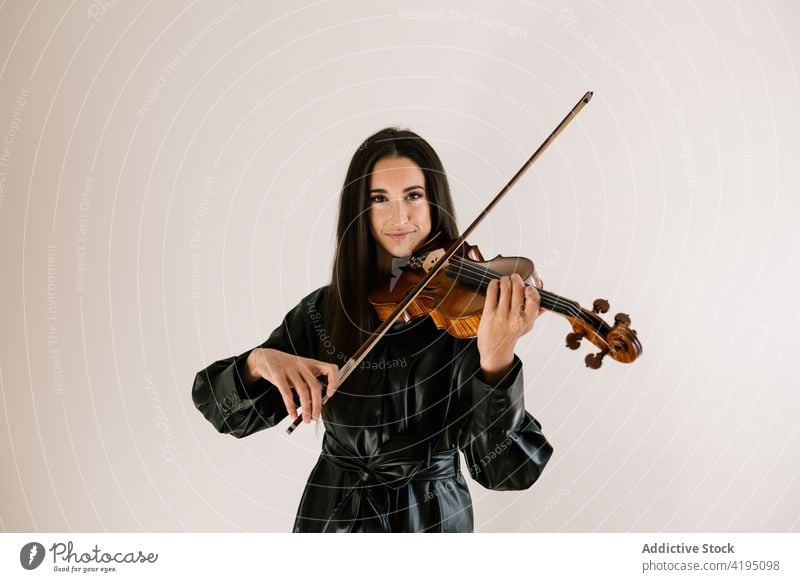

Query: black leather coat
left=192, top=286, right=552, bottom=532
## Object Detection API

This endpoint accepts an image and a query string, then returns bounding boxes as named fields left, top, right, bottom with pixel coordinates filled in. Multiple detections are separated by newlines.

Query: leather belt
left=318, top=431, right=460, bottom=532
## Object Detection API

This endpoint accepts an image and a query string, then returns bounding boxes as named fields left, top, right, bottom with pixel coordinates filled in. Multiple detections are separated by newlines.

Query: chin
left=381, top=240, right=414, bottom=257
left=387, top=247, right=411, bottom=258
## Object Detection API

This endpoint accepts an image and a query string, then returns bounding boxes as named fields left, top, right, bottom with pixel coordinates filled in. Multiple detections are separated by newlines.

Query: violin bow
left=286, top=91, right=593, bottom=435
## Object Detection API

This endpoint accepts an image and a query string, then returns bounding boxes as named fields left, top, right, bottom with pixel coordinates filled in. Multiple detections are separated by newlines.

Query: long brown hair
left=322, top=127, right=460, bottom=422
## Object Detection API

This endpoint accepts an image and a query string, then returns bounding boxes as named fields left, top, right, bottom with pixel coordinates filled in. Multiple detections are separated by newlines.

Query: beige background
left=1, top=0, right=798, bottom=533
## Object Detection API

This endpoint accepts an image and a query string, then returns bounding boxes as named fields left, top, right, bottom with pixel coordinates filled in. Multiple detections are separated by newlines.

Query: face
left=368, top=156, right=432, bottom=260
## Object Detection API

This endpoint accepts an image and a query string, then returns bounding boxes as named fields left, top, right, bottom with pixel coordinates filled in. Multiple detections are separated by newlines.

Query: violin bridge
left=420, top=249, right=445, bottom=273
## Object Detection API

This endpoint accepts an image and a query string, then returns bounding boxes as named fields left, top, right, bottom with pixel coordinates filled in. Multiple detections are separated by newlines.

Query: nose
left=389, top=199, right=409, bottom=224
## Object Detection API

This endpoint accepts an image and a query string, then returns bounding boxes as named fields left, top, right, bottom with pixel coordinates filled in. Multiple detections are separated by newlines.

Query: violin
left=369, top=235, right=641, bottom=369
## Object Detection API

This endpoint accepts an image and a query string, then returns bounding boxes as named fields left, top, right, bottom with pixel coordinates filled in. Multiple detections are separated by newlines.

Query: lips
left=385, top=231, right=415, bottom=239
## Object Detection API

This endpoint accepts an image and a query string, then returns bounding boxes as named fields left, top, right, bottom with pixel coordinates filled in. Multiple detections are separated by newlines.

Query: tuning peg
left=585, top=348, right=609, bottom=369
left=614, top=312, right=631, bottom=326
left=566, top=331, right=584, bottom=350
left=592, top=298, right=609, bottom=314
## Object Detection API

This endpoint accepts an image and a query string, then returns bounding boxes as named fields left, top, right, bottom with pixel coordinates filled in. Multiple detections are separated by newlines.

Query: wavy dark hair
left=322, top=127, right=460, bottom=423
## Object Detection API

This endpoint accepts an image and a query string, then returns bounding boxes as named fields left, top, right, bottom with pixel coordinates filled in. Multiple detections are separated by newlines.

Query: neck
left=376, top=247, right=393, bottom=278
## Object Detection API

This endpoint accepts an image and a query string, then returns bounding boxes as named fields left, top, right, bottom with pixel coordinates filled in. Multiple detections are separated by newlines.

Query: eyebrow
left=368, top=185, right=426, bottom=194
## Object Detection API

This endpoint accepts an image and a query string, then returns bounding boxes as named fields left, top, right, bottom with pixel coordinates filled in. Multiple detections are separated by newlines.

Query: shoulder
left=282, top=285, right=332, bottom=326
left=297, top=285, right=330, bottom=313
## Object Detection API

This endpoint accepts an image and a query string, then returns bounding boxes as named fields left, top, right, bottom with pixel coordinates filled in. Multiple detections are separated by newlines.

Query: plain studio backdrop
left=0, top=0, right=798, bottom=533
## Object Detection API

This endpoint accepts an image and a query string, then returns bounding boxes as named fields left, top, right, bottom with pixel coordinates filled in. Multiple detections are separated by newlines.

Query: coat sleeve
left=455, top=341, right=553, bottom=490
left=191, top=289, right=323, bottom=438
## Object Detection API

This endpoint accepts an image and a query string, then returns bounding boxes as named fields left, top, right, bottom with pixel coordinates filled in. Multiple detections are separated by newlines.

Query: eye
left=407, top=190, right=425, bottom=201
left=369, top=194, right=387, bottom=204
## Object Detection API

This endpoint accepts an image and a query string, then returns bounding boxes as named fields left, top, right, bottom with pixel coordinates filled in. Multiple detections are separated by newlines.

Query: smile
left=386, top=232, right=415, bottom=240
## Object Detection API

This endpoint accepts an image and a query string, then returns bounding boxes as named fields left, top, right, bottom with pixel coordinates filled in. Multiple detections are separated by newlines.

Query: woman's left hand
left=477, top=273, right=543, bottom=383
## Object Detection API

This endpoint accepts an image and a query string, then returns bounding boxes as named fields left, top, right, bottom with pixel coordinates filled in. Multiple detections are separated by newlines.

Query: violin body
left=369, top=238, right=642, bottom=369
left=370, top=242, right=535, bottom=338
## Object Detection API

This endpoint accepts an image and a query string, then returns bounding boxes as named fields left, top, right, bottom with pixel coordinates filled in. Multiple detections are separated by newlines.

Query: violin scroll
left=605, top=312, right=641, bottom=364
left=564, top=299, right=642, bottom=369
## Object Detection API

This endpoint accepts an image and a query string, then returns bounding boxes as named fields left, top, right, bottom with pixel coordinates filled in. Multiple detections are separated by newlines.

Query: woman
left=192, top=127, right=553, bottom=532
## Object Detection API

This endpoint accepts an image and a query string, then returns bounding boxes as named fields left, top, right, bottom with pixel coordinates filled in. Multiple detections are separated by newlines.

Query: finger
left=510, top=274, right=525, bottom=315
left=299, top=367, right=323, bottom=420
left=321, top=363, right=340, bottom=396
left=497, top=275, right=512, bottom=315
left=272, top=374, right=299, bottom=421
left=483, top=278, right=499, bottom=317
left=287, top=370, right=312, bottom=423
left=533, top=268, right=543, bottom=289
left=524, top=285, right=541, bottom=320
left=305, top=359, right=339, bottom=397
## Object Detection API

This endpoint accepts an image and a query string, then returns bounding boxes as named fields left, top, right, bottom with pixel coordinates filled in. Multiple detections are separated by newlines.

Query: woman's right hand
left=243, top=348, right=339, bottom=423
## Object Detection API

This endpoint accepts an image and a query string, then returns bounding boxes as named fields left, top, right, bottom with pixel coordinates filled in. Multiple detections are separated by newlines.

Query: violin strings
left=412, top=251, right=610, bottom=337
left=440, top=259, right=606, bottom=334
left=414, top=251, right=600, bottom=327
left=443, top=255, right=590, bottom=322
left=446, top=256, right=562, bottom=308
left=444, top=255, right=574, bottom=309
